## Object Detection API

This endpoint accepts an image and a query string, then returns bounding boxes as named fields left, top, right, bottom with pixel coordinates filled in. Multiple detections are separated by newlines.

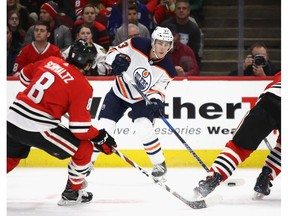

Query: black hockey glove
left=90, top=129, right=117, bottom=155
left=147, top=98, right=164, bottom=118
left=112, top=53, right=131, bottom=76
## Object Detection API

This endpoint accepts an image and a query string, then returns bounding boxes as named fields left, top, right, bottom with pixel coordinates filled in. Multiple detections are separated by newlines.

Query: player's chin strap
left=111, top=147, right=223, bottom=209
left=122, top=71, right=210, bottom=172
left=152, top=47, right=160, bottom=59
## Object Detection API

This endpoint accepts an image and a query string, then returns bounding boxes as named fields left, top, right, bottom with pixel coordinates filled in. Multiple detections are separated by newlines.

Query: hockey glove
left=111, top=53, right=131, bottom=76
left=147, top=98, right=164, bottom=118
left=91, top=129, right=117, bottom=155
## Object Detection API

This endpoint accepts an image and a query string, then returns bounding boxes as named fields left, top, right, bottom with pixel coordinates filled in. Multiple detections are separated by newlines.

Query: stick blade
left=185, top=194, right=223, bottom=209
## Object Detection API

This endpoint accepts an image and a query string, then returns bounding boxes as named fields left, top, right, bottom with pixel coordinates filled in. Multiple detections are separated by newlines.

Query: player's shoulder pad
left=130, top=37, right=151, bottom=57
left=155, top=55, right=177, bottom=78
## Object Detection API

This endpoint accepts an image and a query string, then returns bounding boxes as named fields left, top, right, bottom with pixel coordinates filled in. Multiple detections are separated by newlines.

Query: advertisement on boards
left=7, top=78, right=277, bottom=150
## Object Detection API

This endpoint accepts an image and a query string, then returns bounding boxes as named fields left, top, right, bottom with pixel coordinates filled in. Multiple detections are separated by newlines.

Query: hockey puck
left=227, top=182, right=236, bottom=186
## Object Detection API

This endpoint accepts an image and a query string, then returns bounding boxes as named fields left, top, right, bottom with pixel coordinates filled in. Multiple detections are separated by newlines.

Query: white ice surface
left=7, top=168, right=281, bottom=216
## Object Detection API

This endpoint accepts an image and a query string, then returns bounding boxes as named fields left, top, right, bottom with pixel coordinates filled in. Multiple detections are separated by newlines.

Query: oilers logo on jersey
left=133, top=67, right=152, bottom=92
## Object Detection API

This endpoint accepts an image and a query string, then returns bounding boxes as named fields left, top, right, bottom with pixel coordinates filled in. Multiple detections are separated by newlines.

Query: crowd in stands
left=7, top=0, right=279, bottom=77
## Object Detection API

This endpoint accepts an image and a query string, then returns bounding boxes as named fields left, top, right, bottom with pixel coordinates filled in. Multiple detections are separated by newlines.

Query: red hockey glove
left=91, top=129, right=117, bottom=155
left=112, top=53, right=131, bottom=76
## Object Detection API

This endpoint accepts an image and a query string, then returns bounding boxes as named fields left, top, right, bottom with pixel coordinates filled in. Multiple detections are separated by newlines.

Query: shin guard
left=209, top=140, right=253, bottom=181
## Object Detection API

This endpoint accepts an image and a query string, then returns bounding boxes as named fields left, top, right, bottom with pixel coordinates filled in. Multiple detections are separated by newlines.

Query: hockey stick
left=263, top=138, right=273, bottom=151
left=122, top=72, right=210, bottom=172
left=112, top=147, right=222, bottom=209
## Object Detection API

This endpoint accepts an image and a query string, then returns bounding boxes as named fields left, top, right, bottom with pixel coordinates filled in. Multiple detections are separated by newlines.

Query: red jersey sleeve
left=13, top=48, right=29, bottom=75
left=20, top=60, right=44, bottom=87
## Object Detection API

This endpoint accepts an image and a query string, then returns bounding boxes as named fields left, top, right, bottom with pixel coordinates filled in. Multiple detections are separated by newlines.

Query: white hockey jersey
left=106, top=37, right=177, bottom=104
left=62, top=42, right=111, bottom=75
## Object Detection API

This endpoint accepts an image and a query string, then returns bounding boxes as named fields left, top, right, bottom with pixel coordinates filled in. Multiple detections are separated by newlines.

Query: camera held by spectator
left=253, top=54, right=266, bottom=67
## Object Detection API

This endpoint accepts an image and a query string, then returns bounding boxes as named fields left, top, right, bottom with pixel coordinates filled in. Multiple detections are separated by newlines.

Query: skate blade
left=252, top=192, right=265, bottom=200
left=57, top=198, right=91, bottom=206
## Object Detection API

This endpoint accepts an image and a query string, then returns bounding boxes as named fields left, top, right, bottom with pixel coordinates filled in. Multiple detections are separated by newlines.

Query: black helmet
left=67, top=39, right=97, bottom=69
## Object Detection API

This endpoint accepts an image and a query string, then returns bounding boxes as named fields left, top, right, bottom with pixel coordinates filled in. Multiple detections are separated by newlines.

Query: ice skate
left=152, top=161, right=167, bottom=183
left=253, top=166, right=273, bottom=200
left=58, top=181, right=93, bottom=206
left=193, top=172, right=223, bottom=198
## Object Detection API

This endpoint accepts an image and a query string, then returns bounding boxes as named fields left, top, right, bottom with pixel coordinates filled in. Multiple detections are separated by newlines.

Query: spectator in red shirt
left=153, top=0, right=176, bottom=26
left=23, top=1, right=73, bottom=51
left=12, top=20, right=63, bottom=76
left=73, top=0, right=117, bottom=20
left=165, top=24, right=199, bottom=76
left=72, top=3, right=110, bottom=50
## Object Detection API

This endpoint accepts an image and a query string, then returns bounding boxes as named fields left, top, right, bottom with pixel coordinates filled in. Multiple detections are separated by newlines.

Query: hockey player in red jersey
left=7, top=39, right=117, bottom=206
left=90, top=26, right=177, bottom=183
left=193, top=72, right=281, bottom=199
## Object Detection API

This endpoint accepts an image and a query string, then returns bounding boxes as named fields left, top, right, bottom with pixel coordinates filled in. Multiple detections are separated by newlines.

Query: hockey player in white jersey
left=92, top=26, right=177, bottom=182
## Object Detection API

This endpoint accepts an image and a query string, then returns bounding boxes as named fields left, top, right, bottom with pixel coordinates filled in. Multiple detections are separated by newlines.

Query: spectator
left=161, top=0, right=202, bottom=65
left=7, top=0, right=30, bottom=31
left=19, top=0, right=44, bottom=15
left=229, top=42, right=281, bottom=76
left=73, top=0, right=117, bottom=24
left=139, top=0, right=159, bottom=31
left=108, top=0, right=152, bottom=41
left=7, top=26, right=21, bottom=76
left=21, top=0, right=75, bottom=20
left=113, top=23, right=141, bottom=46
left=141, top=0, right=159, bottom=15
left=112, top=3, right=150, bottom=46
left=12, top=20, right=63, bottom=77
left=62, top=24, right=111, bottom=76
left=72, top=4, right=110, bottom=50
left=189, top=0, right=204, bottom=24
left=23, top=1, right=73, bottom=51
left=19, top=0, right=45, bottom=23
left=153, top=0, right=176, bottom=26
left=7, top=10, right=26, bottom=49
left=165, top=24, right=199, bottom=76
left=53, top=0, right=76, bottom=20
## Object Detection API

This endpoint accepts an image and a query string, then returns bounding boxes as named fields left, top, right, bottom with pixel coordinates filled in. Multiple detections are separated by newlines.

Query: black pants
left=232, top=93, right=281, bottom=150
left=7, top=122, right=81, bottom=160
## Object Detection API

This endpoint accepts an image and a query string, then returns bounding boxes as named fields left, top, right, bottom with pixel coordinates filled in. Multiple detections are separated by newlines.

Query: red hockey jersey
left=12, top=42, right=63, bottom=76
left=7, top=56, right=99, bottom=140
left=261, top=71, right=281, bottom=98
